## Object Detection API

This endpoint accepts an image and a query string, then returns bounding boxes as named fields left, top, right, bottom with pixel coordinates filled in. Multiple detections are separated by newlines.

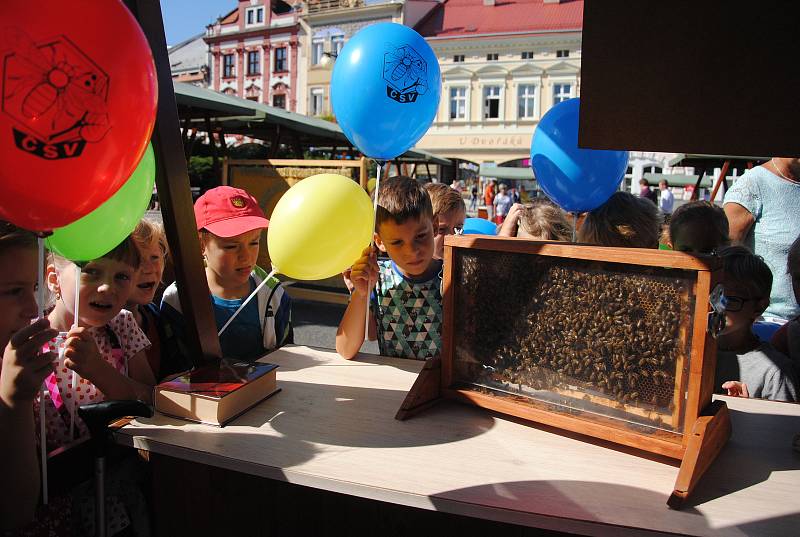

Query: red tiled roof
left=416, top=0, right=583, bottom=38
left=220, top=8, right=238, bottom=24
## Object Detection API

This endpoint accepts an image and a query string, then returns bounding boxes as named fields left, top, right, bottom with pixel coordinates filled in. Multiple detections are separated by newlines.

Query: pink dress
left=37, top=310, right=150, bottom=453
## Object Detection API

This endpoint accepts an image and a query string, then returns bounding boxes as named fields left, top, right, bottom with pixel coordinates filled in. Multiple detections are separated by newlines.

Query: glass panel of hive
left=452, top=248, right=696, bottom=440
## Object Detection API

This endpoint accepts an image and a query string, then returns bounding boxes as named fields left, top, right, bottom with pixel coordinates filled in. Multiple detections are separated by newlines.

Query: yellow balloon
left=268, top=174, right=374, bottom=280
left=367, top=177, right=377, bottom=192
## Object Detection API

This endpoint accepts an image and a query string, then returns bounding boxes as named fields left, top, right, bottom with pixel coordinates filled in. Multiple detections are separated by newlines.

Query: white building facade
left=414, top=0, right=583, bottom=168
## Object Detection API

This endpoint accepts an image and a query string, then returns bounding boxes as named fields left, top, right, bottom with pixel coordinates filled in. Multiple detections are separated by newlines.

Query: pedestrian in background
left=659, top=179, right=674, bottom=221
left=639, top=178, right=657, bottom=205
left=493, top=183, right=513, bottom=224
left=470, top=183, right=478, bottom=211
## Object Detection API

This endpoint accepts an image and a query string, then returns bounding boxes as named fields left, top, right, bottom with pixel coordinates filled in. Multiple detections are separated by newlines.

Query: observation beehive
left=403, top=236, right=731, bottom=507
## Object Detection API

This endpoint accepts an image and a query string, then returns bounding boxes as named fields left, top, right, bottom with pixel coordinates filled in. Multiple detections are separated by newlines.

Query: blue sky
left=161, top=0, right=238, bottom=46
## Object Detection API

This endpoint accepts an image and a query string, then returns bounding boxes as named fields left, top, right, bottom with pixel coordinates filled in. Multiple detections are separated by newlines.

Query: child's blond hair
left=518, top=199, right=572, bottom=241
left=131, top=219, right=168, bottom=256
left=423, top=183, right=465, bottom=218
left=577, top=192, right=660, bottom=248
left=51, top=236, right=141, bottom=270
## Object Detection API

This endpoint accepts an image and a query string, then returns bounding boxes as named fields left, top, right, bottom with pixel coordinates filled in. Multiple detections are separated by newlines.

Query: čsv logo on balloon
left=383, top=45, right=428, bottom=104
left=1, top=29, right=111, bottom=161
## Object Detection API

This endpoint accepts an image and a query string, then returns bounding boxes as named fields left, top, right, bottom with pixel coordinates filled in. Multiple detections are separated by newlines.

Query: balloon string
left=69, top=264, right=80, bottom=440
left=218, top=268, right=278, bottom=337
left=366, top=161, right=382, bottom=340
left=37, top=239, right=48, bottom=505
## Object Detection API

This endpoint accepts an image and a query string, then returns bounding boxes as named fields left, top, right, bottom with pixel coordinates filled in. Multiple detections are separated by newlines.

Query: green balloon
left=46, top=144, right=156, bottom=261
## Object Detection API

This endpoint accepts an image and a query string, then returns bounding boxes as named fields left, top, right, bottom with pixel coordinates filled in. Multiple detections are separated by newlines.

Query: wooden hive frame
left=397, top=236, right=731, bottom=508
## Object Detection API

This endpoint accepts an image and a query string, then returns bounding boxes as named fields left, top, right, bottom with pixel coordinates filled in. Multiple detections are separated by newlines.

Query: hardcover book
left=154, top=359, right=279, bottom=426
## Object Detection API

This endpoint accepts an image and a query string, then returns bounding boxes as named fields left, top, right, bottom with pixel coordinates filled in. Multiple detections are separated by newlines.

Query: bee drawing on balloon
left=383, top=44, right=429, bottom=104
left=1, top=28, right=110, bottom=159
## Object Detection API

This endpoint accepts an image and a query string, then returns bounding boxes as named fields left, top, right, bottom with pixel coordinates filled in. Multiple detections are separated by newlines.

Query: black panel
left=579, top=0, right=799, bottom=156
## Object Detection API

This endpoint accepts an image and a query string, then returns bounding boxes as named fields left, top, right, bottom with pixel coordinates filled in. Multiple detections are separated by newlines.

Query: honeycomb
left=452, top=249, right=696, bottom=432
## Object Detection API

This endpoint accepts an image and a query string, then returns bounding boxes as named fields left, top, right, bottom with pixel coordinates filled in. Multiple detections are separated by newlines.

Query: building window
left=331, top=35, right=344, bottom=57
left=273, top=94, right=286, bottom=109
left=310, top=88, right=324, bottom=115
left=246, top=6, right=264, bottom=26
left=486, top=53, right=499, bottom=61
left=521, top=51, right=534, bottom=60
left=274, top=47, right=287, bottom=72
left=483, top=85, right=501, bottom=119
left=311, top=39, right=324, bottom=65
left=553, top=83, right=572, bottom=105
left=222, top=54, right=235, bottom=78
left=247, top=50, right=260, bottom=75
left=449, top=87, right=466, bottom=120
left=518, top=84, right=536, bottom=119
left=453, top=54, right=465, bottom=63
left=556, top=49, right=570, bottom=58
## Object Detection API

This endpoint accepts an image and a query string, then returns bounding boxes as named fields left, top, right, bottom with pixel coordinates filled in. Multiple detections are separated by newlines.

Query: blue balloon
left=331, top=23, right=441, bottom=160
left=462, top=217, right=497, bottom=236
left=752, top=321, right=781, bottom=342
left=530, top=98, right=629, bottom=212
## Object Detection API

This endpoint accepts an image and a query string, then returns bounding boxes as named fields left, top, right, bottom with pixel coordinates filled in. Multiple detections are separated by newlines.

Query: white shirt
left=659, top=188, right=674, bottom=214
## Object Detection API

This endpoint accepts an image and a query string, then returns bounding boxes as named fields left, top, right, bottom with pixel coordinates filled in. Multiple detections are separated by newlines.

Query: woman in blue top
left=724, top=158, right=800, bottom=321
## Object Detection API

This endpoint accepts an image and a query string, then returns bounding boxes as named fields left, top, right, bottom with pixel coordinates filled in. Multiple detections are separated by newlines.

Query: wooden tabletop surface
left=116, top=345, right=800, bottom=536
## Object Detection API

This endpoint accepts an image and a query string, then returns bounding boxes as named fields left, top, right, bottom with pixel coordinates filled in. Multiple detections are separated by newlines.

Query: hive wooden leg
left=396, top=356, right=442, bottom=420
left=668, top=400, right=731, bottom=509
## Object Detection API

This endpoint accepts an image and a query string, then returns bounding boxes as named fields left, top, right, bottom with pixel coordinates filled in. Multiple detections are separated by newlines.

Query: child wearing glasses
left=714, top=245, right=798, bottom=401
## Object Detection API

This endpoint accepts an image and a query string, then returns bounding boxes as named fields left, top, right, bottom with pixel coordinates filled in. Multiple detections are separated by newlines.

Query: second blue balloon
left=331, top=23, right=441, bottom=160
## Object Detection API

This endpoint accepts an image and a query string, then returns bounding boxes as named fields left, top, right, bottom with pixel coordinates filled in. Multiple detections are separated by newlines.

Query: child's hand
left=342, top=268, right=356, bottom=293
left=498, top=203, right=524, bottom=237
left=722, top=380, right=750, bottom=398
left=63, top=327, right=105, bottom=379
left=0, top=318, right=57, bottom=409
left=348, top=245, right=378, bottom=297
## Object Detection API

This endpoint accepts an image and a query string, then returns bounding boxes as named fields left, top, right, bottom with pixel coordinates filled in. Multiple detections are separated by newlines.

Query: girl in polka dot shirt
left=40, top=236, right=155, bottom=452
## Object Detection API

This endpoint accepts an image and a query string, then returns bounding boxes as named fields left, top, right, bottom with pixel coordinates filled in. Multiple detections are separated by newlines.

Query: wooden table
left=116, top=346, right=800, bottom=536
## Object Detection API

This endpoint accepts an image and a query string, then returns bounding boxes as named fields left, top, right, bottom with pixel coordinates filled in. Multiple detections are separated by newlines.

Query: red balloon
left=0, top=0, right=157, bottom=231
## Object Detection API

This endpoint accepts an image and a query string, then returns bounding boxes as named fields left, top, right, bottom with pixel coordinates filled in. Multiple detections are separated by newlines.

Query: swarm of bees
left=454, top=252, right=692, bottom=412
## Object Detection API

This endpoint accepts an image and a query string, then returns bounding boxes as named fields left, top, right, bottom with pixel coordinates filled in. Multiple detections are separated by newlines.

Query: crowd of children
left=2, top=172, right=799, bottom=533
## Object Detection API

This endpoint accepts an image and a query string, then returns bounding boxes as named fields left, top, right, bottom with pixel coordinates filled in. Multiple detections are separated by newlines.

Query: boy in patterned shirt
left=337, top=176, right=443, bottom=360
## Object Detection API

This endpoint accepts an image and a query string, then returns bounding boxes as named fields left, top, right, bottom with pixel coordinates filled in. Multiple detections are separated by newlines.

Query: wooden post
left=127, top=0, right=222, bottom=364
left=217, top=123, right=229, bottom=158
left=359, top=156, right=368, bottom=189
left=709, top=160, right=731, bottom=202
left=691, top=167, right=706, bottom=201
left=221, top=158, right=229, bottom=187
left=269, top=124, right=282, bottom=158
left=204, top=114, right=219, bottom=180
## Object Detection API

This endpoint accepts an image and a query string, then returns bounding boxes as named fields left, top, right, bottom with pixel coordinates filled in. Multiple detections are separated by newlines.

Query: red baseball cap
left=194, top=186, right=269, bottom=237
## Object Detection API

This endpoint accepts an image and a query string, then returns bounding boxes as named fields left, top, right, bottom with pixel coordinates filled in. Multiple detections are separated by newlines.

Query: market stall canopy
left=392, top=147, right=451, bottom=166
left=173, top=81, right=449, bottom=163
left=479, top=164, right=535, bottom=181
left=173, top=81, right=257, bottom=119
left=667, top=154, right=767, bottom=173
left=643, top=173, right=713, bottom=188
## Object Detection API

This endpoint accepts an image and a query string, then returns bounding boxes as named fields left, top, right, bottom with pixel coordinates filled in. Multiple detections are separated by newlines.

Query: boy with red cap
left=161, top=186, right=292, bottom=362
